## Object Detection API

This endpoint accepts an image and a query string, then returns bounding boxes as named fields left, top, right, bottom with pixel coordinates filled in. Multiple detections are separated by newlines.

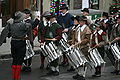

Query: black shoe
left=73, top=74, right=80, bottom=79
left=24, top=67, right=31, bottom=72
left=53, top=71, right=59, bottom=76
left=77, top=76, right=85, bottom=80
left=40, top=64, right=44, bottom=69
left=116, top=70, right=120, bottom=75
left=46, top=64, right=50, bottom=70
left=67, top=67, right=75, bottom=72
left=111, top=70, right=118, bottom=74
left=92, top=74, right=101, bottom=77
left=21, top=66, right=27, bottom=72
left=47, top=70, right=54, bottom=75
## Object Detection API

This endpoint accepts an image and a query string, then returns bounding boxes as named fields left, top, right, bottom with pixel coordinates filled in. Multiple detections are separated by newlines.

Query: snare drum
left=40, top=42, right=62, bottom=62
left=66, top=48, right=88, bottom=69
left=89, top=48, right=105, bottom=67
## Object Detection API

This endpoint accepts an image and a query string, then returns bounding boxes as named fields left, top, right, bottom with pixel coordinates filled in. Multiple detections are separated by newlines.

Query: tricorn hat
left=81, top=8, right=89, bottom=13
left=14, top=11, right=26, bottom=22
left=23, top=9, right=31, bottom=14
left=60, top=4, right=68, bottom=10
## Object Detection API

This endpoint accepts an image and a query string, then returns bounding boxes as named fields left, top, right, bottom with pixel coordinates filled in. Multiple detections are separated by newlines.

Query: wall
left=99, top=0, right=112, bottom=12
left=43, top=0, right=50, bottom=12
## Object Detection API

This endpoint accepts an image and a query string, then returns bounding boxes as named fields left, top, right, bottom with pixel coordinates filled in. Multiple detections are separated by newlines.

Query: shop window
left=91, top=0, right=99, bottom=9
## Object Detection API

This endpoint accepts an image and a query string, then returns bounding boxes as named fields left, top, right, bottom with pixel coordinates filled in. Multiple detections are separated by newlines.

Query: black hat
left=102, top=12, right=109, bottom=18
left=23, top=9, right=31, bottom=14
left=71, top=15, right=80, bottom=22
left=79, top=16, right=87, bottom=21
left=81, top=8, right=89, bottom=13
left=46, top=12, right=56, bottom=18
left=60, top=4, right=68, bottom=10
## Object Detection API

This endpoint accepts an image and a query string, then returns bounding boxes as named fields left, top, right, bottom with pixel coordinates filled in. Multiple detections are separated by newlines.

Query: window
left=91, top=0, right=99, bottom=9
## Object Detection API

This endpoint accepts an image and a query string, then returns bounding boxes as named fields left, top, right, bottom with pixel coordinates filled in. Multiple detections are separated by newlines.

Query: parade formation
left=0, top=3, right=120, bottom=80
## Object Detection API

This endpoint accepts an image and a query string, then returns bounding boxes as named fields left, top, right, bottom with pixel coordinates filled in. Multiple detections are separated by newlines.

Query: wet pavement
left=0, top=55, right=120, bottom=80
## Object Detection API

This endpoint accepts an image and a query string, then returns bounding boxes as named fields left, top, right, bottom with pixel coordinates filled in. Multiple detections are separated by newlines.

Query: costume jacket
left=90, top=29, right=106, bottom=48
left=40, top=21, right=63, bottom=44
left=57, top=12, right=73, bottom=29
left=110, top=24, right=120, bottom=43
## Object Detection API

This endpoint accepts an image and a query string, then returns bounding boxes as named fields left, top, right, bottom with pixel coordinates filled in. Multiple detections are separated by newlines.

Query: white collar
left=93, top=29, right=103, bottom=35
left=24, top=17, right=31, bottom=21
left=61, top=11, right=69, bottom=16
left=50, top=20, right=57, bottom=27
left=80, top=24, right=87, bottom=32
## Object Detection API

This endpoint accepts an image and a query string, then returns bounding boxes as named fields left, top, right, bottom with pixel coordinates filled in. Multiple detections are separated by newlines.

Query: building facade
left=0, top=0, right=118, bottom=27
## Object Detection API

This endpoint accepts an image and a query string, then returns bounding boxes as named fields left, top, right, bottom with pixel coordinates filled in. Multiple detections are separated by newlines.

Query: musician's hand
left=38, top=40, right=41, bottom=43
left=62, top=29, right=68, bottom=32
left=40, top=43, right=44, bottom=46
left=94, top=45, right=99, bottom=48
left=108, top=42, right=111, bottom=45
left=114, top=37, right=120, bottom=41
left=52, top=38, right=57, bottom=41
left=71, top=44, right=74, bottom=48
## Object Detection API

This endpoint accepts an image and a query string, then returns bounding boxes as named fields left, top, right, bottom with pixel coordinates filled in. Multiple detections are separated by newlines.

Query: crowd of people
left=0, top=4, right=120, bottom=80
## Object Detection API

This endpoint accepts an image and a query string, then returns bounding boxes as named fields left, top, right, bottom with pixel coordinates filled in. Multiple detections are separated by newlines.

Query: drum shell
left=89, top=48, right=105, bottom=67
left=40, top=42, right=62, bottom=62
left=106, top=43, right=120, bottom=70
left=66, top=48, right=88, bottom=69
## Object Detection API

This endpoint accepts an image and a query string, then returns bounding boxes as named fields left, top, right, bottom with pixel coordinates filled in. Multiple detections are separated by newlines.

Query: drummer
left=39, top=12, right=63, bottom=76
left=72, top=16, right=91, bottom=80
left=108, top=14, right=120, bottom=75
left=90, top=23, right=107, bottom=77
left=67, top=15, right=81, bottom=72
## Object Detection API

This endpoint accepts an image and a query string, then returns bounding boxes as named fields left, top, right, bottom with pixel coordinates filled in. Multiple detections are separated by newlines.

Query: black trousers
left=97, top=46, right=105, bottom=59
left=11, top=40, right=26, bottom=65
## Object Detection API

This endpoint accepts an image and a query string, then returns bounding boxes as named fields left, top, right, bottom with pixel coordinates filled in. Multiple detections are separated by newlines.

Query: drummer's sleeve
left=55, top=27, right=63, bottom=40
left=0, top=24, right=10, bottom=46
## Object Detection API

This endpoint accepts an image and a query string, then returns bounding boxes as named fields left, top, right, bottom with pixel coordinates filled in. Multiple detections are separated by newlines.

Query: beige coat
left=76, top=25, right=91, bottom=56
